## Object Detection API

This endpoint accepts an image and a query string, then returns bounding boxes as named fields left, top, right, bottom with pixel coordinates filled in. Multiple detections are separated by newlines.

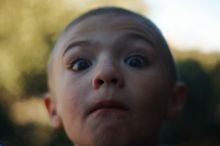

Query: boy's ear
left=44, top=93, right=63, bottom=129
left=166, top=82, right=187, bottom=120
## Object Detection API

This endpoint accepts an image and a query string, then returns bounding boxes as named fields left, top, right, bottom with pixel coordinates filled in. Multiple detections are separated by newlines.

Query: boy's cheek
left=129, top=78, right=169, bottom=114
left=55, top=81, right=90, bottom=115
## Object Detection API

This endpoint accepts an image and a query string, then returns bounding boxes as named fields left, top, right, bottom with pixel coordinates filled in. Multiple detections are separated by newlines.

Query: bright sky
left=145, top=0, right=220, bottom=52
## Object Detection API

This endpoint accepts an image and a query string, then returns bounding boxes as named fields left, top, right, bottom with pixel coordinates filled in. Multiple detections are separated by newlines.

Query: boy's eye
left=125, top=55, right=148, bottom=68
left=69, top=58, right=91, bottom=72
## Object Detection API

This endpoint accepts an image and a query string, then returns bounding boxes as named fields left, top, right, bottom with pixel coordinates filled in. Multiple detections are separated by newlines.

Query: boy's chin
left=73, top=123, right=158, bottom=146
left=86, top=127, right=152, bottom=146
left=89, top=134, right=134, bottom=146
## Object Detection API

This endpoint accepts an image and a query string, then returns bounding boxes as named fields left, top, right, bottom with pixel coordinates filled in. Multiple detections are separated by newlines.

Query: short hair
left=47, top=6, right=178, bottom=92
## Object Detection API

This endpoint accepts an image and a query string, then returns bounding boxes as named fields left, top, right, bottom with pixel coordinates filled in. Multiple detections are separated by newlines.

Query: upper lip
left=87, top=100, right=129, bottom=115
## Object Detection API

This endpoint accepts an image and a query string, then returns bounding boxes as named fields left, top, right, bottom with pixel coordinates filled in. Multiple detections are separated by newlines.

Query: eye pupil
left=128, top=58, right=141, bottom=67
left=72, top=59, right=91, bottom=71
left=125, top=55, right=147, bottom=68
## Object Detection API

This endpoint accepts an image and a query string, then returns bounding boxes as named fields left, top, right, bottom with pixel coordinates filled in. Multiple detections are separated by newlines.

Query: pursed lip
left=87, top=100, right=129, bottom=115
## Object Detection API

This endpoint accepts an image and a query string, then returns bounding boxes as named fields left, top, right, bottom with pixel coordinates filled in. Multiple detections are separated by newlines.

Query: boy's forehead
left=56, top=13, right=160, bottom=56
left=62, top=14, right=157, bottom=44
left=66, top=14, right=145, bottom=33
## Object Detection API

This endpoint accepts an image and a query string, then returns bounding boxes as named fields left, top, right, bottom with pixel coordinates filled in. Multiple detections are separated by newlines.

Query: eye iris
left=126, top=56, right=146, bottom=68
left=72, top=59, right=90, bottom=71
left=129, top=58, right=141, bottom=67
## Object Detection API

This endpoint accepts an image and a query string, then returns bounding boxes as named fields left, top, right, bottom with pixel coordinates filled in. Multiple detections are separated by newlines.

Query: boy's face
left=45, top=14, right=184, bottom=146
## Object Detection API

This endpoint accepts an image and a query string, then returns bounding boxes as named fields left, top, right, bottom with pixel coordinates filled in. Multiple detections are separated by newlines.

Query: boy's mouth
left=87, top=100, right=129, bottom=116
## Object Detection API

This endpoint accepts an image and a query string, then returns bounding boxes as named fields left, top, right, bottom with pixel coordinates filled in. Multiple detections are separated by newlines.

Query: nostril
left=98, top=80, right=104, bottom=85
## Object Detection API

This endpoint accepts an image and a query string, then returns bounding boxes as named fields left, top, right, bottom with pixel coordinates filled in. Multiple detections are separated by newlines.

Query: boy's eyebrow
left=116, top=33, right=155, bottom=47
left=63, top=40, right=92, bottom=56
left=114, top=32, right=156, bottom=54
left=62, top=33, right=156, bottom=56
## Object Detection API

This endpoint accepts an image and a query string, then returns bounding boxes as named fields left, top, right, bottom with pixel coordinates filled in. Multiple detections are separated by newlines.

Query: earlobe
left=166, top=82, right=187, bottom=120
left=44, top=93, right=63, bottom=129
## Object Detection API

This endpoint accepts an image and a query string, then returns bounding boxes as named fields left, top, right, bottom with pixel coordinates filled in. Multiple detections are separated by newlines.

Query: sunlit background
left=0, top=0, right=220, bottom=146
left=147, top=0, right=220, bottom=53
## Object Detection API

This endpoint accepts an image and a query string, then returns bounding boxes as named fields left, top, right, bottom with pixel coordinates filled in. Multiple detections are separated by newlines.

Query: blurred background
left=0, top=0, right=219, bottom=146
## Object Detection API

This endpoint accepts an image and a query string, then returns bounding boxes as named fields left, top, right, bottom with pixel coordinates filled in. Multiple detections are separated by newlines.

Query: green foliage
left=211, top=63, right=220, bottom=98
left=0, top=102, right=14, bottom=143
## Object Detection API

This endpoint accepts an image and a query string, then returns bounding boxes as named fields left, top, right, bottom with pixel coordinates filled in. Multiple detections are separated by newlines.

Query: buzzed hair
left=47, top=6, right=178, bottom=92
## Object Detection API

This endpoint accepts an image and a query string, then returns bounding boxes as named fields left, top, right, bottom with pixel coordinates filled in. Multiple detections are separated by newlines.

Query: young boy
left=44, top=7, right=186, bottom=146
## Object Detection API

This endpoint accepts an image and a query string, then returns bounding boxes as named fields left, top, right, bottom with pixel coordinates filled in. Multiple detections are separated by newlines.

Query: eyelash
left=124, top=55, right=149, bottom=69
left=68, top=58, right=92, bottom=72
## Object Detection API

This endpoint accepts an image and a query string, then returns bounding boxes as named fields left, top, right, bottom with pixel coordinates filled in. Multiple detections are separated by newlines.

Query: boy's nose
left=92, top=63, right=124, bottom=89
